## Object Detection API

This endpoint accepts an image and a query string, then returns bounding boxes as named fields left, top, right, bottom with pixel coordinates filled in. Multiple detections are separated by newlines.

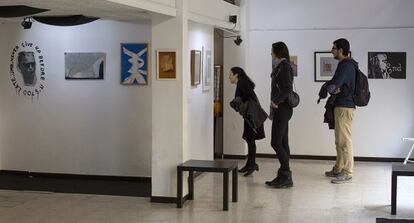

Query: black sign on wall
left=368, top=52, right=406, bottom=79
left=9, top=41, right=46, bottom=100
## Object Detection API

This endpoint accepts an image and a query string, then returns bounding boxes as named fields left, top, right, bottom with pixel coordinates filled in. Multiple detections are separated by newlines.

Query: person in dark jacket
left=324, top=38, right=357, bottom=184
left=229, top=67, right=265, bottom=176
left=265, top=42, right=294, bottom=188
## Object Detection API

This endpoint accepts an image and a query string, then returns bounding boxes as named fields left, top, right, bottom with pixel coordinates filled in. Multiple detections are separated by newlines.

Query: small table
left=391, top=163, right=414, bottom=215
left=177, top=159, right=238, bottom=211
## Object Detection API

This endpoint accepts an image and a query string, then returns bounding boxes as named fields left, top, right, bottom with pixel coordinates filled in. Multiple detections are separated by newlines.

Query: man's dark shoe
left=325, top=168, right=341, bottom=177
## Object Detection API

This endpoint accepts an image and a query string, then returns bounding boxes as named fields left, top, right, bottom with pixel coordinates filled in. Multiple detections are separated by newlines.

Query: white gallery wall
left=0, top=20, right=152, bottom=176
left=224, top=0, right=414, bottom=158
left=187, top=21, right=214, bottom=160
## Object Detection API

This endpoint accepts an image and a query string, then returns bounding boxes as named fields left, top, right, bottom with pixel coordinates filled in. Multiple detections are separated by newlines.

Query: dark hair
left=230, top=66, right=255, bottom=88
left=333, top=38, right=350, bottom=56
left=272, top=42, right=290, bottom=62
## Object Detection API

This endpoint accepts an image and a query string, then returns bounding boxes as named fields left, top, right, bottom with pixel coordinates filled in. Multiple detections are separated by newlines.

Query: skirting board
left=222, top=154, right=405, bottom=162
left=0, top=170, right=151, bottom=182
left=151, top=194, right=189, bottom=204
left=0, top=170, right=151, bottom=197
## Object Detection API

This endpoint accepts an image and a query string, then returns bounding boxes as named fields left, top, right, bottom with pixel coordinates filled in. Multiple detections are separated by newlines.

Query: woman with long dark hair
left=229, top=67, right=265, bottom=176
left=265, top=42, right=294, bottom=188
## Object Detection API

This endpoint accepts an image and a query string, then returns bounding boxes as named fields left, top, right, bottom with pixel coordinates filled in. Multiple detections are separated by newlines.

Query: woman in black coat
left=229, top=67, right=265, bottom=176
left=265, top=42, right=294, bottom=188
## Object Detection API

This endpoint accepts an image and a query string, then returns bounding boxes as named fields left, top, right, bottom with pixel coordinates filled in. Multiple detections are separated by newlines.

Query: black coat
left=271, top=59, right=293, bottom=106
left=234, top=78, right=265, bottom=140
left=318, top=82, right=337, bottom=129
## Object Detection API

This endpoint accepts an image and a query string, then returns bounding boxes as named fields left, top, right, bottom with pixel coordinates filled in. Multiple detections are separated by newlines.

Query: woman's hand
left=271, top=101, right=278, bottom=109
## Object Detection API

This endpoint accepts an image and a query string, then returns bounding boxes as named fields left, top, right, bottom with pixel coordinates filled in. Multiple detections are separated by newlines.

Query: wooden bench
left=177, top=159, right=238, bottom=211
left=391, top=163, right=414, bottom=215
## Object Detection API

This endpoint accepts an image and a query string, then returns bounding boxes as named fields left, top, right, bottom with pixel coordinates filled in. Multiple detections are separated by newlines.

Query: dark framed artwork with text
left=368, top=52, right=406, bottom=79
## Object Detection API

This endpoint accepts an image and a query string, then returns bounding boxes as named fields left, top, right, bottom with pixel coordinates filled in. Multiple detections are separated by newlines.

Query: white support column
left=151, top=0, right=189, bottom=198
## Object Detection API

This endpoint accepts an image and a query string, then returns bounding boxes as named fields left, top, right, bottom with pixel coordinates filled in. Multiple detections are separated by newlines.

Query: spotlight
left=229, top=15, right=237, bottom=24
left=234, top=35, right=242, bottom=46
left=21, top=17, right=32, bottom=29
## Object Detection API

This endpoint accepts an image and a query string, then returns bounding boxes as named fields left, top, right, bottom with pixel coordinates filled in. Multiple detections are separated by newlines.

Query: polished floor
left=0, top=159, right=413, bottom=223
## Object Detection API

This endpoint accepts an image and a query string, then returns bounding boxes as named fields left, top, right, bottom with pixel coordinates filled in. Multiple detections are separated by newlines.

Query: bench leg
left=391, top=172, right=397, bottom=215
left=188, top=171, right=194, bottom=200
left=177, top=168, right=183, bottom=208
left=232, top=168, right=238, bottom=202
left=223, top=171, right=229, bottom=211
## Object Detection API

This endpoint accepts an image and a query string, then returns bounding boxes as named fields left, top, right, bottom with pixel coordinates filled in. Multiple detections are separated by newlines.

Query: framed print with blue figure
left=121, top=43, right=149, bottom=85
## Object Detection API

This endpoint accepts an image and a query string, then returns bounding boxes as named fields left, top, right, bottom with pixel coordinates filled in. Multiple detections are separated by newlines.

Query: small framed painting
left=290, top=55, right=298, bottom=77
left=314, top=51, right=351, bottom=82
left=202, top=47, right=212, bottom=91
left=157, top=50, right=176, bottom=80
left=191, top=50, right=201, bottom=86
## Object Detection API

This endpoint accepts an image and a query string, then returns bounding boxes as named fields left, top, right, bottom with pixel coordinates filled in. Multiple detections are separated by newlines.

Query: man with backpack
left=324, top=38, right=358, bottom=184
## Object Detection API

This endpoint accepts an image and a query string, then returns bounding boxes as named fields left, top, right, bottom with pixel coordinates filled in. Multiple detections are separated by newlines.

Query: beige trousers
left=334, top=107, right=355, bottom=176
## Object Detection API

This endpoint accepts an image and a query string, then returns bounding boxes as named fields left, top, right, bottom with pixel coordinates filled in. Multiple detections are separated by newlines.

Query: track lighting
left=234, top=35, right=242, bottom=46
left=21, top=17, right=32, bottom=29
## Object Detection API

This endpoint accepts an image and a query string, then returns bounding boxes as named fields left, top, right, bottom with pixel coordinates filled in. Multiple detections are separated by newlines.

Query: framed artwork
left=191, top=50, right=201, bottom=86
left=157, top=50, right=176, bottom=79
left=121, top=43, right=149, bottom=85
left=290, top=55, right=298, bottom=77
left=368, top=52, right=406, bottom=79
left=202, top=47, right=212, bottom=91
left=65, top=52, right=105, bottom=79
left=314, top=51, right=351, bottom=82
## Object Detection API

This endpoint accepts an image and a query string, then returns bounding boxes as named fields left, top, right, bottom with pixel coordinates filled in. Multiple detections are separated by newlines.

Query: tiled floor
left=0, top=159, right=413, bottom=223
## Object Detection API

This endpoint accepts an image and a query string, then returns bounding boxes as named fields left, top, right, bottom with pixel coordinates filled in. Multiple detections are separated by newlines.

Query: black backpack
left=353, top=68, right=371, bottom=107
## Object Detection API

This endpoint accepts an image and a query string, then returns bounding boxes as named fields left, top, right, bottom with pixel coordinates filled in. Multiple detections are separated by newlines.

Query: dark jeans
left=271, top=103, right=293, bottom=171
left=245, top=139, right=257, bottom=167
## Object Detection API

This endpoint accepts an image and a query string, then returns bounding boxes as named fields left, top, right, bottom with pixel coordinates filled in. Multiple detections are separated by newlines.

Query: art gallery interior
left=0, top=0, right=414, bottom=222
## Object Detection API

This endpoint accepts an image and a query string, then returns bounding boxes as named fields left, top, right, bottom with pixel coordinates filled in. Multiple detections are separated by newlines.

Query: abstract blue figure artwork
left=121, top=43, right=149, bottom=85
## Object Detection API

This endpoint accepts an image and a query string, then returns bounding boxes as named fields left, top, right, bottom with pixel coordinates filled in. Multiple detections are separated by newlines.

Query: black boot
left=266, top=169, right=283, bottom=186
left=272, top=170, right=293, bottom=189
left=238, top=163, right=250, bottom=173
left=243, top=164, right=259, bottom=177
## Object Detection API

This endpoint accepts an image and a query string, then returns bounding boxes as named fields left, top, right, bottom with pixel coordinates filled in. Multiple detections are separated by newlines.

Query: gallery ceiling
left=0, top=0, right=151, bottom=23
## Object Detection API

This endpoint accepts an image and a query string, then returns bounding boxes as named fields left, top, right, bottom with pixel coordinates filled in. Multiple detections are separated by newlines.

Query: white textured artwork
left=65, top=52, right=105, bottom=79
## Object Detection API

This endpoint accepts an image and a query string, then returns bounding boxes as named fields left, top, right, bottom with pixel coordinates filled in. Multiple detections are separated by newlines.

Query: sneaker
left=331, top=172, right=352, bottom=184
left=325, top=168, right=341, bottom=177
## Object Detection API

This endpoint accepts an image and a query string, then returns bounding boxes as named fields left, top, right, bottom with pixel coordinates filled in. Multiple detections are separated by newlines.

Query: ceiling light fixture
left=215, top=27, right=243, bottom=46
left=21, top=17, right=32, bottom=29
left=233, top=35, right=242, bottom=46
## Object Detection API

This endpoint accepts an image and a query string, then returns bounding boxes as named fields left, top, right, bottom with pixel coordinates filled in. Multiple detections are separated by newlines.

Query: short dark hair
left=333, top=38, right=350, bottom=56
left=272, top=42, right=290, bottom=62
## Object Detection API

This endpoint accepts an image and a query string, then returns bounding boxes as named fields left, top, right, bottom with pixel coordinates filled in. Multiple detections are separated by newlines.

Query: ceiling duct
left=0, top=5, right=49, bottom=18
left=32, top=15, right=99, bottom=26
